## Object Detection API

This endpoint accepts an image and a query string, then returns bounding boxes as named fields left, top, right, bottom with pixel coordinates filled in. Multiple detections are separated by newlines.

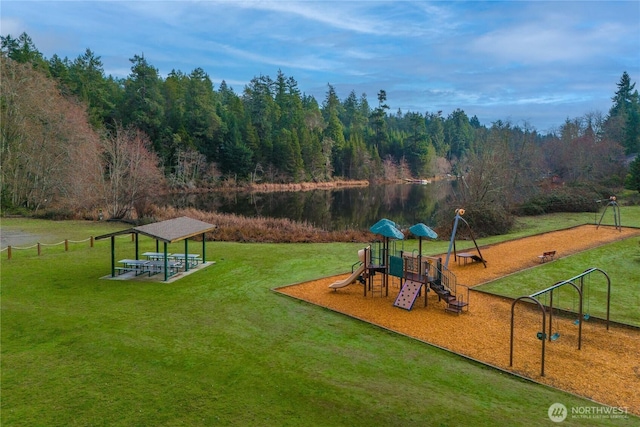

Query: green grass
left=475, top=237, right=640, bottom=327
left=2, top=214, right=639, bottom=426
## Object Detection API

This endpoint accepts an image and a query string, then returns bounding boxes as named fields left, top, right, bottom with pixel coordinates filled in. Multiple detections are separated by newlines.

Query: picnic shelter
left=95, top=216, right=216, bottom=281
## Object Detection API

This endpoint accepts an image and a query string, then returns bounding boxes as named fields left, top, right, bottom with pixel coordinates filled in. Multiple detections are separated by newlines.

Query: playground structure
left=444, top=209, right=486, bottom=268
left=329, top=213, right=476, bottom=314
left=392, top=250, right=470, bottom=314
left=281, top=224, right=640, bottom=413
left=509, top=267, right=611, bottom=376
left=596, top=196, right=622, bottom=231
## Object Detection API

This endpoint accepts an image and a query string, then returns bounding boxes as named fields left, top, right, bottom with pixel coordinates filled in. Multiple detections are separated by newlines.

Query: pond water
left=158, top=181, right=454, bottom=231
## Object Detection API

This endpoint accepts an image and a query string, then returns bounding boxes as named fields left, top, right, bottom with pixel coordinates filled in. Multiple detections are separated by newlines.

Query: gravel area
left=277, top=225, right=640, bottom=414
left=0, top=230, right=41, bottom=248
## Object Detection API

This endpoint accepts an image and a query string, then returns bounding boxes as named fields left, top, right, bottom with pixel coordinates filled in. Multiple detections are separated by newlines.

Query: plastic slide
left=329, top=247, right=367, bottom=289
left=329, top=264, right=366, bottom=289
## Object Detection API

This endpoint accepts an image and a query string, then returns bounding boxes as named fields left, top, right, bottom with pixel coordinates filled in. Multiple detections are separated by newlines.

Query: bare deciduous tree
left=101, top=124, right=165, bottom=219
left=1, top=56, right=103, bottom=213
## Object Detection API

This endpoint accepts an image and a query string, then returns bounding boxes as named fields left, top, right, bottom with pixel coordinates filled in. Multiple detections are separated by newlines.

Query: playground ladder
left=392, top=258, right=469, bottom=313
left=430, top=263, right=468, bottom=314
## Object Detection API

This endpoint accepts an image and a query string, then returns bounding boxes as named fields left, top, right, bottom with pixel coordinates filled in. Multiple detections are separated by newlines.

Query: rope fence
left=1, top=233, right=136, bottom=259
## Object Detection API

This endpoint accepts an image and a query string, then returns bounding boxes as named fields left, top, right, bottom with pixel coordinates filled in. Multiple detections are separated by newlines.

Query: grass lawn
left=2, top=211, right=639, bottom=426
left=476, top=237, right=640, bottom=327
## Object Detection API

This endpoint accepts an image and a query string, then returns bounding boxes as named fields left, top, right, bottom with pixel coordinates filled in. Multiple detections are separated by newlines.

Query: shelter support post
left=184, top=239, right=189, bottom=272
left=201, top=233, right=206, bottom=263
left=164, top=241, right=169, bottom=282
left=110, top=235, right=116, bottom=277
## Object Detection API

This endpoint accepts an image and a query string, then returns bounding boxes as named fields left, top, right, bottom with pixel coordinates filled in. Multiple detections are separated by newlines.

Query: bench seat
left=538, top=251, right=556, bottom=263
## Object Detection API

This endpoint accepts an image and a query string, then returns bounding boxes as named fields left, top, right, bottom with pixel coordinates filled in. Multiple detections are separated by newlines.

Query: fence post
left=90, top=236, right=94, bottom=248
left=7, top=246, right=11, bottom=260
left=65, top=239, right=69, bottom=251
left=131, top=233, right=135, bottom=242
left=37, top=243, right=41, bottom=256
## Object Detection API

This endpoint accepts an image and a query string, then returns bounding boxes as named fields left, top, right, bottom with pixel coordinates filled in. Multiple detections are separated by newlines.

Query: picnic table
left=118, top=258, right=183, bottom=278
left=142, top=252, right=171, bottom=260
left=171, top=253, right=202, bottom=268
left=146, top=260, right=182, bottom=277
left=118, top=259, right=151, bottom=276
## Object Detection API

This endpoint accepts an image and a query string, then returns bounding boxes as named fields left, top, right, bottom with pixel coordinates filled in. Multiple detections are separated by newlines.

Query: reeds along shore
left=162, top=179, right=370, bottom=195
left=153, top=205, right=374, bottom=244
left=246, top=179, right=369, bottom=193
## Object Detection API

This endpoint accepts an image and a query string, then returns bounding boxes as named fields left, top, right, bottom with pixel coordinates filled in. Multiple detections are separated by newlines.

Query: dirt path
left=277, top=225, right=640, bottom=414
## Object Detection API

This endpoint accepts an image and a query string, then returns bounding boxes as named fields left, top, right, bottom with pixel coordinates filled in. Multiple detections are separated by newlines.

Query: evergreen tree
left=1, top=32, right=48, bottom=72
left=405, top=112, right=433, bottom=177
left=370, top=89, right=389, bottom=154
left=184, top=67, right=221, bottom=160
left=120, top=54, right=165, bottom=154
left=68, top=49, right=114, bottom=128
left=625, top=155, right=640, bottom=192
left=624, top=91, right=640, bottom=154
left=47, top=54, right=71, bottom=92
left=426, top=112, right=447, bottom=157
left=163, top=69, right=189, bottom=147
left=322, top=85, right=346, bottom=177
left=605, top=72, right=640, bottom=154
left=444, top=109, right=473, bottom=160
left=243, top=75, right=277, bottom=166
left=610, top=71, right=635, bottom=118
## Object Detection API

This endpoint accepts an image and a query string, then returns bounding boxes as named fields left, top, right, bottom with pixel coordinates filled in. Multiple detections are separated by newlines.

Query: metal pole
left=510, top=296, right=547, bottom=376
left=184, top=239, right=189, bottom=272
left=444, top=214, right=460, bottom=268
left=548, top=290, right=554, bottom=342
left=110, top=236, right=115, bottom=277
left=164, top=241, right=168, bottom=282
left=202, top=233, right=206, bottom=263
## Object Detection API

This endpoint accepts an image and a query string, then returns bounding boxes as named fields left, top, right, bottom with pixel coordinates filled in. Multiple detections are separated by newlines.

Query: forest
left=1, top=32, right=639, bottom=232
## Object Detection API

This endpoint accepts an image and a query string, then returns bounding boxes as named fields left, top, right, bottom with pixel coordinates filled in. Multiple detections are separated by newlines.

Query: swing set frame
left=596, top=196, right=622, bottom=231
left=509, top=267, right=611, bottom=377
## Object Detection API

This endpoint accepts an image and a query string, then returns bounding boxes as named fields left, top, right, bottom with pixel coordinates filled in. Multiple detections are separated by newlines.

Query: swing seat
left=550, top=332, right=560, bottom=341
left=573, top=319, right=580, bottom=325
left=583, top=313, right=590, bottom=320
left=536, top=332, right=547, bottom=340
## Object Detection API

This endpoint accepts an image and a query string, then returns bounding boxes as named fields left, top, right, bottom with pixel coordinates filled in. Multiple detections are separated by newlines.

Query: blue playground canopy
left=409, top=223, right=438, bottom=239
left=370, top=219, right=404, bottom=240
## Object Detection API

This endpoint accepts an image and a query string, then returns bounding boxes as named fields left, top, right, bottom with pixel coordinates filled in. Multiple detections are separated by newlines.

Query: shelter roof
left=95, top=216, right=216, bottom=243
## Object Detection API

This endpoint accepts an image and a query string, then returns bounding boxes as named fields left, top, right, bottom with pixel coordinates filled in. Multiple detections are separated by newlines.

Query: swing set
left=509, top=267, right=611, bottom=377
left=596, top=195, right=622, bottom=231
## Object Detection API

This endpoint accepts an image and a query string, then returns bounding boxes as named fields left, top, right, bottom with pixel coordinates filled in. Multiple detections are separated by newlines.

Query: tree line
left=1, top=32, right=639, bottom=225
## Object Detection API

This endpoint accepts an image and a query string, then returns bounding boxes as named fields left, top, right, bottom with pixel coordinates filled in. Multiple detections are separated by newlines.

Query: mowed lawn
left=476, top=237, right=640, bottom=327
left=1, top=209, right=639, bottom=426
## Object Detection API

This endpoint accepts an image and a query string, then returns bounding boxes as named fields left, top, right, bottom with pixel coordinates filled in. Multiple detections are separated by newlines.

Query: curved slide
left=329, top=264, right=366, bottom=289
left=329, top=247, right=367, bottom=289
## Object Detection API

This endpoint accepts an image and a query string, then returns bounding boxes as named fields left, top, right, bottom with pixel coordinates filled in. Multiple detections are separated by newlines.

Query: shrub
left=516, top=187, right=600, bottom=215
left=436, top=200, right=514, bottom=238
left=33, top=208, right=77, bottom=220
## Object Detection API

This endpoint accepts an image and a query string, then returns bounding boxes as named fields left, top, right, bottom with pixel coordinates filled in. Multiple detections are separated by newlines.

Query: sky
left=2, top=1, right=639, bottom=133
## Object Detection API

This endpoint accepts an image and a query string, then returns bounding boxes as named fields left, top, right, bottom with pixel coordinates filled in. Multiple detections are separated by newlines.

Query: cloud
left=0, top=17, right=23, bottom=36
left=1, top=0, right=638, bottom=132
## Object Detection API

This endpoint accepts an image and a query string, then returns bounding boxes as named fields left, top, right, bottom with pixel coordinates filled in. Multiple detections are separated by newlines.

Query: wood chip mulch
left=276, top=225, right=640, bottom=414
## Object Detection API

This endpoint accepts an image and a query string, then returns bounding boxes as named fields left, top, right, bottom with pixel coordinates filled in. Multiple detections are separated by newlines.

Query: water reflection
left=158, top=182, right=452, bottom=231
